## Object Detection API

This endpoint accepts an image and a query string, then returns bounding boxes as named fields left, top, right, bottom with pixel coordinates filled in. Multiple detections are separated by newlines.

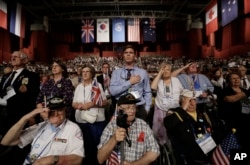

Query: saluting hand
left=24, top=108, right=49, bottom=121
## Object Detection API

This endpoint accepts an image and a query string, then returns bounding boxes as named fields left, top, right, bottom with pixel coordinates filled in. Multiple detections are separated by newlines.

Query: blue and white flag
left=10, top=3, right=25, bottom=37
left=112, top=18, right=125, bottom=42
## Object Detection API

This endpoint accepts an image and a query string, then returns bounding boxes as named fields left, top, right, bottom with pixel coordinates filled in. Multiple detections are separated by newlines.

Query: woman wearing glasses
left=151, top=62, right=183, bottom=146
left=72, top=64, right=107, bottom=165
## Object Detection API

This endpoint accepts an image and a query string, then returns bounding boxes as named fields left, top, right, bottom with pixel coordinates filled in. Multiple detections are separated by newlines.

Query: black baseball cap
left=47, top=97, right=66, bottom=110
left=117, top=93, right=140, bottom=105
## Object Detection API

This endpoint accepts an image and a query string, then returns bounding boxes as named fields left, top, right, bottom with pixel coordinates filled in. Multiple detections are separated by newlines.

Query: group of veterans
left=0, top=45, right=249, bottom=165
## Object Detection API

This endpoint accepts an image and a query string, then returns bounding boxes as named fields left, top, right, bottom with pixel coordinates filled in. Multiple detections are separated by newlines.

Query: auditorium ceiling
left=17, top=0, right=211, bottom=23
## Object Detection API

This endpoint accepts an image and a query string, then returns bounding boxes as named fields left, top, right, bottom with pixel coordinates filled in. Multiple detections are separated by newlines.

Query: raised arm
left=151, top=66, right=164, bottom=90
left=171, top=63, right=192, bottom=77
left=1, top=108, right=48, bottom=146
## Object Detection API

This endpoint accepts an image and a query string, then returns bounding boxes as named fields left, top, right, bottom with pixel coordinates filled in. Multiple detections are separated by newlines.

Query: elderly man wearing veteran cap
left=164, top=89, right=225, bottom=165
left=97, top=93, right=159, bottom=165
left=0, top=97, right=84, bottom=165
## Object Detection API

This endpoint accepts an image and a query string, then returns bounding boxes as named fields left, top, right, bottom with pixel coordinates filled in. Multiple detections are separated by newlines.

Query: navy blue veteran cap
left=47, top=97, right=66, bottom=110
left=117, top=93, right=140, bottom=105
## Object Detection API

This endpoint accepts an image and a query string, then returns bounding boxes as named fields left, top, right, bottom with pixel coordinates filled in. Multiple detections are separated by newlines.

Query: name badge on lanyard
left=129, top=90, right=140, bottom=99
left=241, top=102, right=250, bottom=114
left=195, top=133, right=216, bottom=154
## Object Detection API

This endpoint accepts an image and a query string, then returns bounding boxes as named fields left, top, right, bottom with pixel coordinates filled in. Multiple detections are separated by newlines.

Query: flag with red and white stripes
left=106, top=150, right=119, bottom=165
left=127, top=18, right=140, bottom=42
left=212, top=133, right=241, bottom=165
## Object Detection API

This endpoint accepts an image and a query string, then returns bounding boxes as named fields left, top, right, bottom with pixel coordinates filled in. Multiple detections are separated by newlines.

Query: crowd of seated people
left=0, top=48, right=250, bottom=165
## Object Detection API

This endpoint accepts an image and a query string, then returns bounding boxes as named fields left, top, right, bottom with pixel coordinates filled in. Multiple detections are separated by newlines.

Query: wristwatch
left=53, top=155, right=59, bottom=165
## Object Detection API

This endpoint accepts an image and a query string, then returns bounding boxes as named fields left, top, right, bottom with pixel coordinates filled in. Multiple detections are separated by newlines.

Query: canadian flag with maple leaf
left=205, top=0, right=218, bottom=36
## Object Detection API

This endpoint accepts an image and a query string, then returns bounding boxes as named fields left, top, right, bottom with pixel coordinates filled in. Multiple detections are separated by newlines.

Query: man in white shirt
left=0, top=97, right=84, bottom=165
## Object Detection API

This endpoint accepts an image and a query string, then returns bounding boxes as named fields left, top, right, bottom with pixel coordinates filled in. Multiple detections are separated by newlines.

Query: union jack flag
left=91, top=78, right=103, bottom=106
left=106, top=150, right=119, bottom=165
left=81, top=19, right=94, bottom=43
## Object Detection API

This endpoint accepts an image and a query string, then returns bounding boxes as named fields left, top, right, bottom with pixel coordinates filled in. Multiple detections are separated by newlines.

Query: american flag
left=91, top=78, right=103, bottom=106
left=81, top=19, right=94, bottom=43
left=212, top=133, right=241, bottom=165
left=106, top=150, right=119, bottom=165
left=127, top=18, right=140, bottom=42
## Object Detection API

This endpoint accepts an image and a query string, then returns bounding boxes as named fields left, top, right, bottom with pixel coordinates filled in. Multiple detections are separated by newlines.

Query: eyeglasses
left=119, top=105, right=136, bottom=112
left=48, top=109, right=65, bottom=116
left=230, top=77, right=240, bottom=80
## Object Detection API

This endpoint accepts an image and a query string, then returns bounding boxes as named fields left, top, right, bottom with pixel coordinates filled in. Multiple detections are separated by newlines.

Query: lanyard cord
left=163, top=78, right=173, bottom=96
left=30, top=120, right=67, bottom=161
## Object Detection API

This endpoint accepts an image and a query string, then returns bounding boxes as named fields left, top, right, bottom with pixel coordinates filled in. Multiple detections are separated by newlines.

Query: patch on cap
left=47, top=97, right=66, bottom=110
left=117, top=93, right=140, bottom=105
left=181, top=89, right=196, bottom=98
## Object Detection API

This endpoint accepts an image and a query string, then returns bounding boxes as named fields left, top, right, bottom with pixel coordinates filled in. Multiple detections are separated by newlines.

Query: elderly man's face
left=119, top=104, right=136, bottom=123
left=48, top=108, right=67, bottom=126
left=11, top=52, right=24, bottom=67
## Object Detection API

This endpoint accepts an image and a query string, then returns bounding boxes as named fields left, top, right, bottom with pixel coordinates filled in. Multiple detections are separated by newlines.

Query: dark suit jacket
left=96, top=73, right=117, bottom=106
left=0, top=69, right=40, bottom=122
left=164, top=107, right=225, bottom=164
left=96, top=73, right=111, bottom=90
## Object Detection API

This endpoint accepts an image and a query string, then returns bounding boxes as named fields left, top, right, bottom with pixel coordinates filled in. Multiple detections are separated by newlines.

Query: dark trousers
left=78, top=121, right=106, bottom=165
left=136, top=104, right=148, bottom=122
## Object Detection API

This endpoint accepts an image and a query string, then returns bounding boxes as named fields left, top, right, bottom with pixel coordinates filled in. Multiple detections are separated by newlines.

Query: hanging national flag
left=112, top=18, right=125, bottom=42
left=127, top=18, right=140, bottom=42
left=0, top=0, right=7, bottom=29
left=91, top=78, right=103, bottom=106
left=244, top=0, right=250, bottom=14
left=212, top=133, right=241, bottom=165
left=106, top=150, right=119, bottom=165
left=143, top=18, right=156, bottom=42
left=205, top=0, right=218, bottom=36
left=81, top=19, right=95, bottom=43
left=221, top=0, right=238, bottom=27
left=10, top=3, right=25, bottom=38
left=97, top=18, right=110, bottom=42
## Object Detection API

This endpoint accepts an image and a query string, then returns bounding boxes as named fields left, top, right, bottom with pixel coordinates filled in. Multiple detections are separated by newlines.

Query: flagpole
left=120, top=141, right=125, bottom=164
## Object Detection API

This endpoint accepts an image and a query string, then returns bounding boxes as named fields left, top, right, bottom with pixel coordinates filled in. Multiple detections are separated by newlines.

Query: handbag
left=81, top=110, right=98, bottom=123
